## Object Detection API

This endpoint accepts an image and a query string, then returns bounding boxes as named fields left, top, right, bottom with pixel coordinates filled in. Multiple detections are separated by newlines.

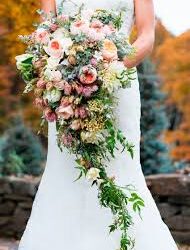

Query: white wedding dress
left=18, top=0, right=179, bottom=249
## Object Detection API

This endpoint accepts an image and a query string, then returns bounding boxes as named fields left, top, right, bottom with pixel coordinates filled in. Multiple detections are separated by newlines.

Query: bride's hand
left=124, top=0, right=155, bottom=68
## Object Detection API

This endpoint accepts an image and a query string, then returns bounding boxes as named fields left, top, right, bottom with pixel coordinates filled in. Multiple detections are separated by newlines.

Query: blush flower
left=70, top=20, right=89, bottom=35
left=90, top=20, right=103, bottom=29
left=35, top=28, right=50, bottom=44
left=87, top=28, right=105, bottom=42
left=56, top=105, right=74, bottom=120
left=102, top=25, right=116, bottom=35
left=44, top=39, right=64, bottom=59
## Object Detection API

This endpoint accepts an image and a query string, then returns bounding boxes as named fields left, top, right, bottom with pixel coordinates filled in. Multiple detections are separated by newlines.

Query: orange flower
left=102, top=39, right=118, bottom=62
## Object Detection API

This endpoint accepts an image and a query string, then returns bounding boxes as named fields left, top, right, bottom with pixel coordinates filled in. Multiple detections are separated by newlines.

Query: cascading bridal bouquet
left=16, top=3, right=145, bottom=250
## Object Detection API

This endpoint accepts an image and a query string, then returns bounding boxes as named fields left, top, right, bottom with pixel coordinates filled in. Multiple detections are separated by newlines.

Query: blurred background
left=0, top=0, right=190, bottom=249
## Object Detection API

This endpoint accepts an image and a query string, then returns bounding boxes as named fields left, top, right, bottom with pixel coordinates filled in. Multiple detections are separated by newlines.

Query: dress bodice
left=56, top=0, right=135, bottom=36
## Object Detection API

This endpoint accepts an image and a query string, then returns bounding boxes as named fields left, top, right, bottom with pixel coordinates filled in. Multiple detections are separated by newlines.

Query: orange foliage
left=156, top=31, right=190, bottom=161
left=0, top=0, right=41, bottom=132
left=0, top=0, right=40, bottom=63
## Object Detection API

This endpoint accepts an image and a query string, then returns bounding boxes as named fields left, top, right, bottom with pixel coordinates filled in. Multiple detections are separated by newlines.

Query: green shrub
left=0, top=117, right=45, bottom=176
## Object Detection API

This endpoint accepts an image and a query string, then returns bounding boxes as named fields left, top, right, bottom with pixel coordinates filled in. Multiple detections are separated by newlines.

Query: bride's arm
left=40, top=0, right=57, bottom=16
left=124, top=0, right=155, bottom=68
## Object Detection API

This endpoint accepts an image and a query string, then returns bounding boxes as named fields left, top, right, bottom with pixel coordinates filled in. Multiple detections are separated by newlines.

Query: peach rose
left=44, top=39, right=63, bottom=59
left=102, top=39, right=118, bottom=61
left=56, top=105, right=74, bottom=120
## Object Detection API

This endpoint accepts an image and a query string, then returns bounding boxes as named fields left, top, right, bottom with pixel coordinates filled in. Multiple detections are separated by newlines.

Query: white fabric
left=18, top=0, right=179, bottom=249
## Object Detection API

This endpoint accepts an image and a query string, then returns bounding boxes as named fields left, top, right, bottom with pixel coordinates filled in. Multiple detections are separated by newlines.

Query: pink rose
left=79, top=65, right=97, bottom=85
left=82, top=87, right=93, bottom=97
left=87, top=28, right=105, bottom=42
left=36, top=79, right=46, bottom=89
left=44, top=107, right=57, bottom=122
left=56, top=105, right=74, bottom=120
left=90, top=20, right=103, bottom=29
left=102, top=25, right=116, bottom=35
left=35, top=28, right=50, bottom=44
left=44, top=39, right=63, bottom=59
left=82, top=85, right=98, bottom=97
left=70, top=20, right=89, bottom=35
left=70, top=119, right=81, bottom=130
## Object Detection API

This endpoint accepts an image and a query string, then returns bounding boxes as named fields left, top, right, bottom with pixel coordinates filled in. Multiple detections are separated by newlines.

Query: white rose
left=43, top=89, right=62, bottom=103
left=44, top=68, right=62, bottom=81
left=86, top=168, right=100, bottom=181
left=61, top=37, right=73, bottom=54
left=15, top=54, right=33, bottom=69
left=52, top=28, right=67, bottom=40
left=109, top=61, right=125, bottom=72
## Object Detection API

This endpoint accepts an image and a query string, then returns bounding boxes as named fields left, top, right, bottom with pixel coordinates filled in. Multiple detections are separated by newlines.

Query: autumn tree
left=0, top=0, right=40, bottom=63
left=0, top=0, right=41, bottom=132
left=156, top=31, right=190, bottom=162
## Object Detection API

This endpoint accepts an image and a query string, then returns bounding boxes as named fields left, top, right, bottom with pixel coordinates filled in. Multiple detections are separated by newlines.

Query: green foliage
left=2, top=151, right=26, bottom=176
left=0, top=117, right=45, bottom=176
left=138, top=59, right=173, bottom=175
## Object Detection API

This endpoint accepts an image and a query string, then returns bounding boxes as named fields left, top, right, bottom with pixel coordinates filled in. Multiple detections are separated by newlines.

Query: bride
left=18, top=0, right=179, bottom=249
